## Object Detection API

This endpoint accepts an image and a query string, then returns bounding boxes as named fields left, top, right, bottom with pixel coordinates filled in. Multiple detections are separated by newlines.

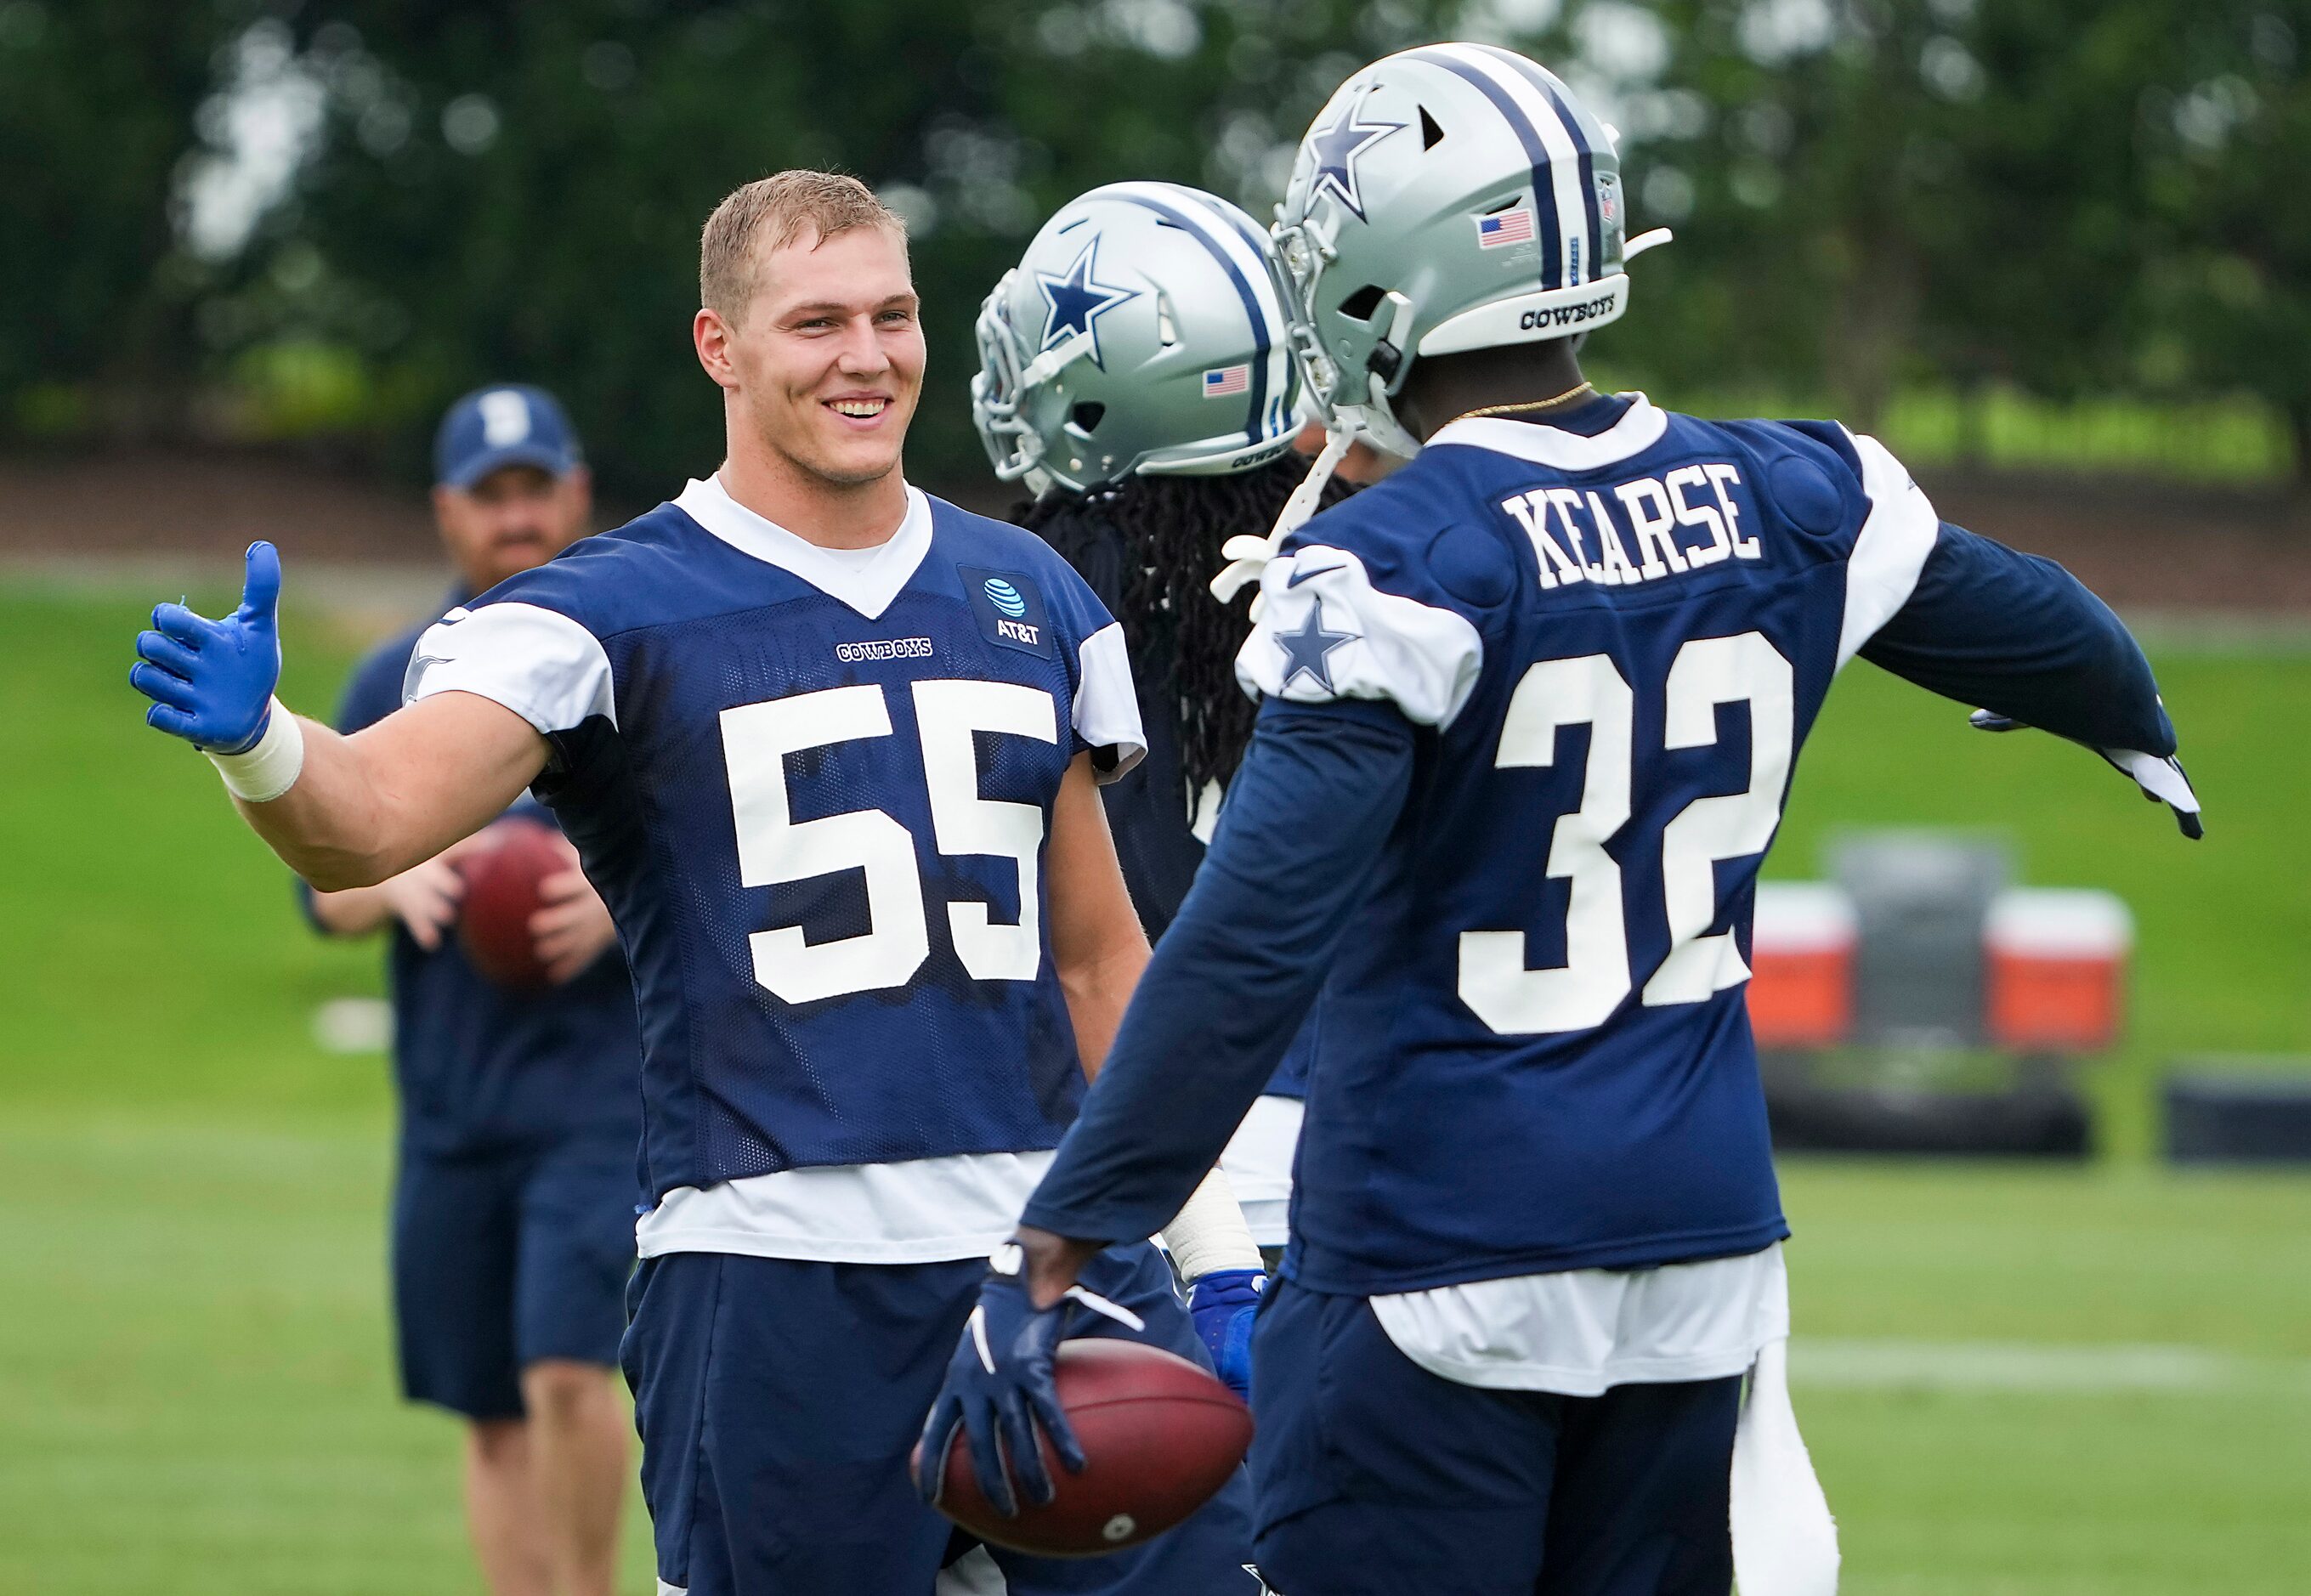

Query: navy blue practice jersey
left=1237, top=393, right=1942, bottom=1287
left=404, top=478, right=1144, bottom=1211
left=325, top=613, right=640, bottom=1159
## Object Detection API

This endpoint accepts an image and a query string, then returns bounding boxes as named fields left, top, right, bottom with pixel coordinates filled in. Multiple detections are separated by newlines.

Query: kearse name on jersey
left=1500, top=463, right=1762, bottom=591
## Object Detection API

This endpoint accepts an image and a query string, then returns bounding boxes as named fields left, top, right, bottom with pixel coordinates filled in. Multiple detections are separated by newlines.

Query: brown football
left=917, top=1338, right=1252, bottom=1558
left=454, top=820, right=567, bottom=991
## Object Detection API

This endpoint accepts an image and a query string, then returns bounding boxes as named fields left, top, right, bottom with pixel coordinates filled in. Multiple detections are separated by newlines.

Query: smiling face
left=697, top=223, right=925, bottom=491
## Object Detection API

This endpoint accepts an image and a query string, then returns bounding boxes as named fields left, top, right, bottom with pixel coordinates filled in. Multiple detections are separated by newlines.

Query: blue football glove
left=131, top=541, right=285, bottom=753
left=1187, top=1268, right=1264, bottom=1401
left=1968, top=709, right=2203, bottom=839
left=915, top=1242, right=1143, bottom=1517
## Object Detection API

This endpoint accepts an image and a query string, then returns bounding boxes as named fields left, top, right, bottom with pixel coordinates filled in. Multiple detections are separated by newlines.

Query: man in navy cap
left=307, top=384, right=639, bottom=1596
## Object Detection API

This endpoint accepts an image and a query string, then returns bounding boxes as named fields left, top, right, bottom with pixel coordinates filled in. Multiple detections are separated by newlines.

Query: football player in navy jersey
left=306, top=384, right=637, bottom=1596
left=928, top=45, right=2202, bottom=1596
left=130, top=170, right=1260, bottom=1594
left=972, top=180, right=1368, bottom=1386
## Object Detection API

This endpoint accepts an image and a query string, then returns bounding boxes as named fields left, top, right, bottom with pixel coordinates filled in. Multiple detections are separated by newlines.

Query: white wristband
left=203, top=699, right=306, bottom=803
left=1158, top=1166, right=1265, bottom=1282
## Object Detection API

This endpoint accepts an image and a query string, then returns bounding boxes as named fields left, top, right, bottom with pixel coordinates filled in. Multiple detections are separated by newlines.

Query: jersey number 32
left=1460, top=631, right=1793, bottom=1034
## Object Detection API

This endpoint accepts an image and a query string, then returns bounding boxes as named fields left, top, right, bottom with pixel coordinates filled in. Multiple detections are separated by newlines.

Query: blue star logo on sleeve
left=1307, top=91, right=1406, bottom=222
left=1274, top=600, right=1359, bottom=693
left=1034, top=236, right=1140, bottom=370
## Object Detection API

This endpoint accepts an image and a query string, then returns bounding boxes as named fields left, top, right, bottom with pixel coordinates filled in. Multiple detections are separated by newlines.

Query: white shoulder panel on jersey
left=1237, top=544, right=1486, bottom=729
left=1073, top=621, right=1148, bottom=783
left=405, top=601, right=616, bottom=734
left=1836, top=430, right=1941, bottom=668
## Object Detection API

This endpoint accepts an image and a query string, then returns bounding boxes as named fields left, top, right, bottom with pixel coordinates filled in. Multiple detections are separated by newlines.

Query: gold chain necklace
left=1450, top=381, right=1597, bottom=426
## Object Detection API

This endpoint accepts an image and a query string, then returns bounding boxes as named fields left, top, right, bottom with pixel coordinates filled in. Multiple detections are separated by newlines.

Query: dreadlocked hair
left=1018, top=456, right=1359, bottom=801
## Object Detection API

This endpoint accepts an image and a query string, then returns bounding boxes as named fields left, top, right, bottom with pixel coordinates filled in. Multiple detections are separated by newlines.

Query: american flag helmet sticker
left=1203, top=364, right=1251, bottom=397
left=1476, top=207, right=1537, bottom=248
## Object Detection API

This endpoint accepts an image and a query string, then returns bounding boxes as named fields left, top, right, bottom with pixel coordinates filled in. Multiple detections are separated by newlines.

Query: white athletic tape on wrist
left=1159, top=1167, right=1264, bottom=1282
left=202, top=699, right=305, bottom=803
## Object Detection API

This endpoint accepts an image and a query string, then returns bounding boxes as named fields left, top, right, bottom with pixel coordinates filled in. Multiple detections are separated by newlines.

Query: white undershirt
left=1370, top=1243, right=1789, bottom=1396
left=1218, top=1094, right=1302, bottom=1248
left=1215, top=1090, right=1783, bottom=1394
left=637, top=1152, right=1056, bottom=1265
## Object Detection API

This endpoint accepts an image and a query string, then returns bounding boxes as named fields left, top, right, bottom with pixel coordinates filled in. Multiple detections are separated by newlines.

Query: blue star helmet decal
left=1034, top=235, right=1141, bottom=370
left=1274, top=599, right=1359, bottom=694
left=1306, top=89, right=1406, bottom=222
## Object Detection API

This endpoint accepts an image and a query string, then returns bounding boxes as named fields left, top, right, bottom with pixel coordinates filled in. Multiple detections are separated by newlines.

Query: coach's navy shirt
left=327, top=612, right=642, bottom=1158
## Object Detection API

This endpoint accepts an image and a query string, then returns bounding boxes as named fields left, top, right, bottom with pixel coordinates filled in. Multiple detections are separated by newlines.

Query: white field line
left=1792, top=1338, right=2311, bottom=1395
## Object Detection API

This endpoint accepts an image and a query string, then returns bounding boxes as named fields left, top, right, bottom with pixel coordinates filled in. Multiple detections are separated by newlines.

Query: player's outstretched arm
left=918, top=698, right=1413, bottom=1508
left=1019, top=696, right=1418, bottom=1286
left=245, top=693, right=547, bottom=889
left=1044, top=746, right=1266, bottom=1395
left=132, top=542, right=550, bottom=888
left=1858, top=522, right=2202, bottom=836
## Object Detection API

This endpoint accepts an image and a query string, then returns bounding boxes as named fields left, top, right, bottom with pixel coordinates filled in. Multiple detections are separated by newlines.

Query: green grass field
left=3, top=585, right=2307, bottom=1593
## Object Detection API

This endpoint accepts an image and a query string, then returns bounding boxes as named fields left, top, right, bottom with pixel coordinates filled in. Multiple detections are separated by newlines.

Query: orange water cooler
left=1984, top=888, right=2132, bottom=1053
left=1747, top=881, right=1858, bottom=1050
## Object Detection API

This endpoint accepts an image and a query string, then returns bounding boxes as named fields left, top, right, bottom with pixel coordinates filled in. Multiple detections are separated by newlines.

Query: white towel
left=1730, top=1337, right=1839, bottom=1595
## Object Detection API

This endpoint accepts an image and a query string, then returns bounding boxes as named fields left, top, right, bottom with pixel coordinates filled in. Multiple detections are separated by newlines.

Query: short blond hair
left=700, top=170, right=906, bottom=321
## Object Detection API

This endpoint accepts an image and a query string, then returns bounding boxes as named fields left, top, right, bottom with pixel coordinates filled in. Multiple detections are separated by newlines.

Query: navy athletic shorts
left=621, top=1243, right=1263, bottom=1596
left=1248, top=1278, right=1739, bottom=1596
left=391, top=1135, right=637, bottom=1420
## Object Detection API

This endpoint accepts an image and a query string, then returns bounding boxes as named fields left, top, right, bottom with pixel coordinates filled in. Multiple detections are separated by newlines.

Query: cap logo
left=479, top=390, right=531, bottom=446
left=983, top=577, right=1028, bottom=617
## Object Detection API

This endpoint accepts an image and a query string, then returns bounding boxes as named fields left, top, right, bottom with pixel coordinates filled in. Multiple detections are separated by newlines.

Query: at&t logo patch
left=960, top=566, right=1055, bottom=659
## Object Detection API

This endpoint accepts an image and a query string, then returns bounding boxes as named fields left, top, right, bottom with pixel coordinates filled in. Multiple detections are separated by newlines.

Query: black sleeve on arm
left=1859, top=523, right=2176, bottom=756
left=1020, top=696, right=1418, bottom=1244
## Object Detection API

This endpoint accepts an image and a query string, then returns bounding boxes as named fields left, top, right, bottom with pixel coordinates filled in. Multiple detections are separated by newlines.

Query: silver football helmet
left=1271, top=42, right=1671, bottom=459
left=972, top=181, right=1302, bottom=495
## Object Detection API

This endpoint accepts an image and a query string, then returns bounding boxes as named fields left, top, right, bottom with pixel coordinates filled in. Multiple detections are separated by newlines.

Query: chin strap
left=1625, top=226, right=1675, bottom=260
left=1210, top=424, right=1357, bottom=614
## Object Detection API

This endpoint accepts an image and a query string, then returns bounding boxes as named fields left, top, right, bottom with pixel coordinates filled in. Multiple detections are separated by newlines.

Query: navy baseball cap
left=433, top=384, right=585, bottom=489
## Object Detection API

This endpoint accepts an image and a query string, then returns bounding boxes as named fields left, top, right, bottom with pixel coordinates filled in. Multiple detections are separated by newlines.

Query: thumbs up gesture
left=132, top=541, right=286, bottom=753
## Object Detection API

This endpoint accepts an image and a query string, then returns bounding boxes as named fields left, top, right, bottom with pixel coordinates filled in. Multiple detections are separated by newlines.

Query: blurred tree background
left=3, top=0, right=2304, bottom=497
